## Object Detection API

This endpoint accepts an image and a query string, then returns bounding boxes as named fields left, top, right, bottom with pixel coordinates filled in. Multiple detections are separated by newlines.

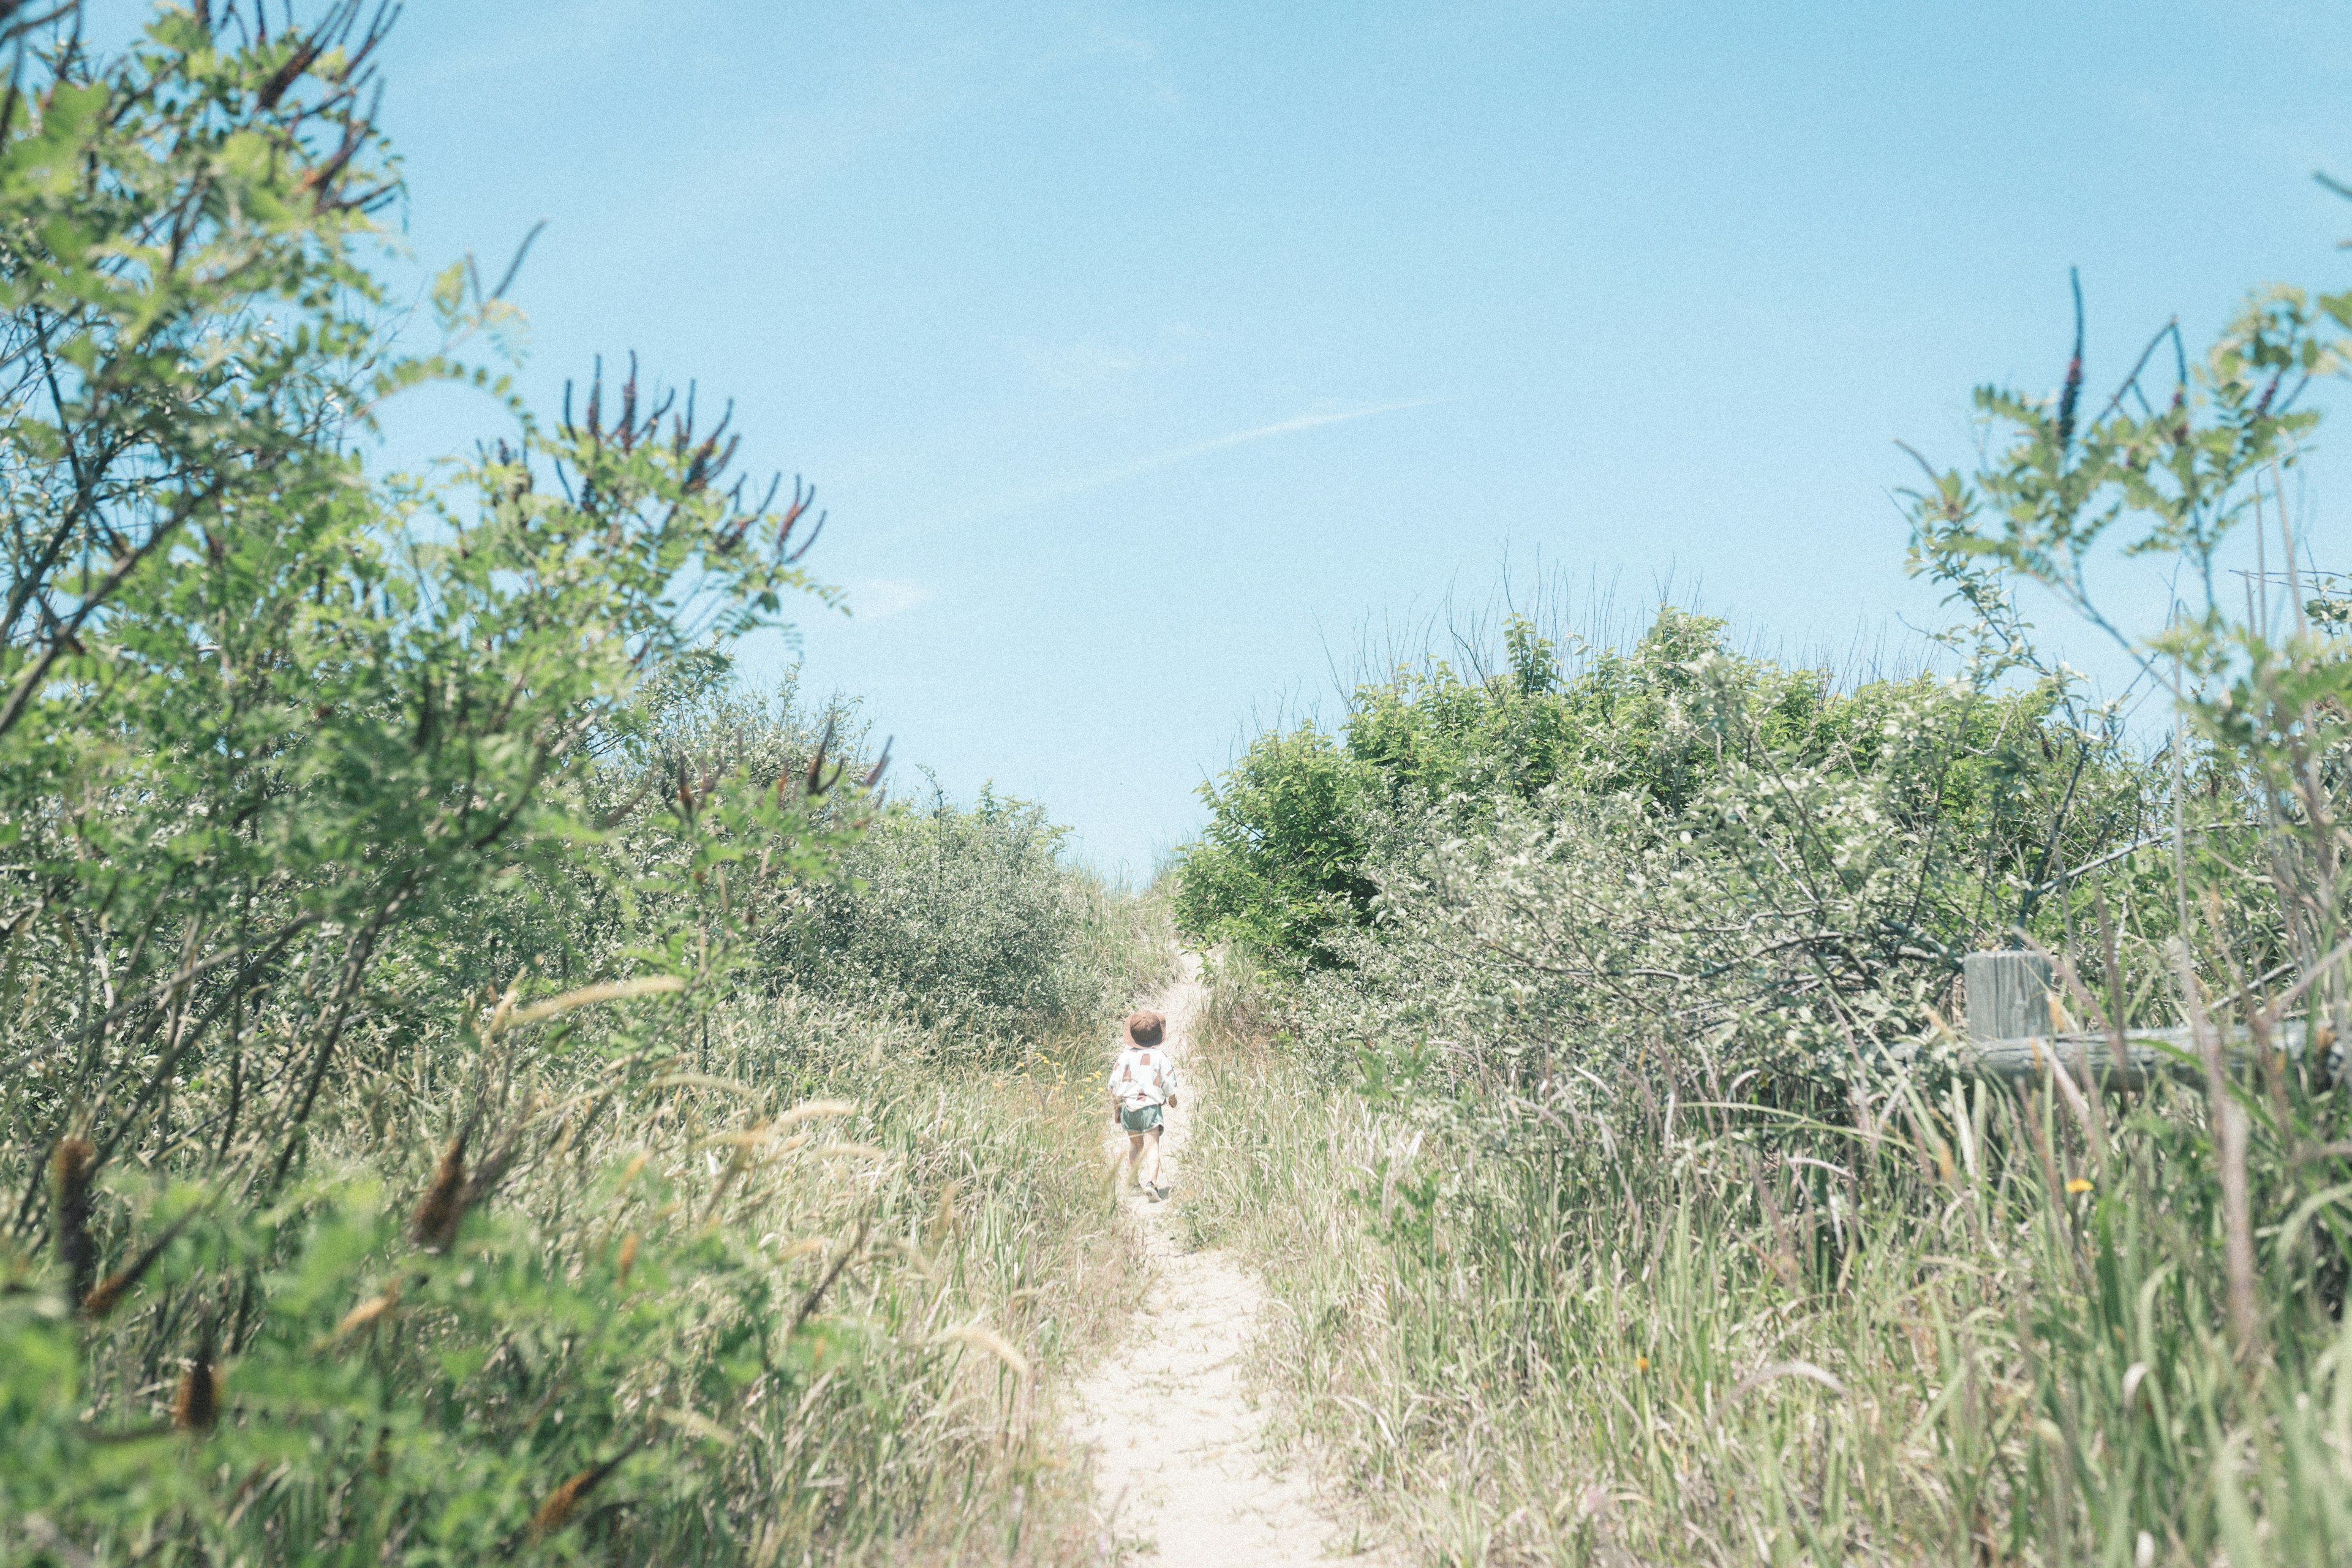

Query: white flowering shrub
left=1215, top=617, right=2150, bottom=1105
left=773, top=788, right=1125, bottom=1043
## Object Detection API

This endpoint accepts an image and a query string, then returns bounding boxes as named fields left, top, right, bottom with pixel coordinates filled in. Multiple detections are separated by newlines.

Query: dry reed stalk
left=2034, top=933, right=2119, bottom=1161
left=2176, top=940, right=2259, bottom=1359
left=81, top=1205, right=202, bottom=1321
left=1735, top=1145, right=1804, bottom=1290
left=507, top=974, right=686, bottom=1028
left=788, top=1218, right=869, bottom=1339
left=2094, top=887, right=2133, bottom=1079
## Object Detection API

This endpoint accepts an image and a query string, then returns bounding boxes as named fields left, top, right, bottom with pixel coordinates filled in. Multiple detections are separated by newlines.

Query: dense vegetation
left=0, top=9, right=1167, bottom=1565
left=1175, top=603, right=2157, bottom=1090
left=16, top=5, right=2352, bottom=1566
left=1175, top=226, right=2352, bottom=1564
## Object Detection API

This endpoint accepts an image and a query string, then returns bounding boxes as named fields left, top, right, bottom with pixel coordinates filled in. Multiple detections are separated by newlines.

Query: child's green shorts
left=1119, top=1104, right=1164, bottom=1134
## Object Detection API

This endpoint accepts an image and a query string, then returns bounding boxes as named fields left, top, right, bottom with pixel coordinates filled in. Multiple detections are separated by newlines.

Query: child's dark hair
left=1126, top=1010, right=1165, bottom=1046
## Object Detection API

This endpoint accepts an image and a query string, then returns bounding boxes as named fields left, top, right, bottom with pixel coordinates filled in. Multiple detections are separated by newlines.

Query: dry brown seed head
left=51, top=1138, right=92, bottom=1186
left=410, top=1135, right=469, bottom=1251
left=52, top=1138, right=95, bottom=1306
left=530, top=1452, right=628, bottom=1542
left=532, top=1476, right=586, bottom=1540
left=172, top=1359, right=222, bottom=1433
left=81, top=1206, right=204, bottom=1322
left=332, top=1287, right=398, bottom=1341
left=80, top=1272, right=131, bottom=1321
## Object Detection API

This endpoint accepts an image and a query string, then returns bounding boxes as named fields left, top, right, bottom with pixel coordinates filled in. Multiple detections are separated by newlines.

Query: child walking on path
left=1107, top=1009, right=1180, bottom=1202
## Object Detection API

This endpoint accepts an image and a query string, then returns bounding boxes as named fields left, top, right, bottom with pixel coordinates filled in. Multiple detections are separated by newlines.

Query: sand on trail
left=1069, top=957, right=1392, bottom=1567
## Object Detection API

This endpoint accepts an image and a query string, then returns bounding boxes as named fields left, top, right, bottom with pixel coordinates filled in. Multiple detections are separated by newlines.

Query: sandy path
left=1070, top=957, right=1390, bottom=1567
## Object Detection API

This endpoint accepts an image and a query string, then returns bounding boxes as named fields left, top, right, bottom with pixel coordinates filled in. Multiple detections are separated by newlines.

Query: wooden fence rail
left=1959, top=950, right=2325, bottom=1087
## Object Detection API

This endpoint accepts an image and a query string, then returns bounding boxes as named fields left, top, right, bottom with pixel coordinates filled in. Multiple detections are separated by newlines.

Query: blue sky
left=146, top=3, right=2352, bottom=875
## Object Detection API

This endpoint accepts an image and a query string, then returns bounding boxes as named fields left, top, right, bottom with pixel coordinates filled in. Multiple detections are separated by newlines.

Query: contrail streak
left=983, top=398, right=1441, bottom=522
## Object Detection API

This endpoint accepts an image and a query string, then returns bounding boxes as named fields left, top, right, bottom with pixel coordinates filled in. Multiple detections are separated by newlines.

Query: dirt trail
left=1071, top=956, right=1390, bottom=1567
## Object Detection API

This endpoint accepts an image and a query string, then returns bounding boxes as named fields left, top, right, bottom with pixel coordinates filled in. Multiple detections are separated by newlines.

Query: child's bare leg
left=1139, top=1127, right=1163, bottom=1190
left=1125, top=1131, right=1145, bottom=1186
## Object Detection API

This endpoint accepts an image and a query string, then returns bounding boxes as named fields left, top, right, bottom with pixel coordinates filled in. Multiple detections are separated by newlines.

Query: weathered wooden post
left=1964, top=951, right=2056, bottom=1045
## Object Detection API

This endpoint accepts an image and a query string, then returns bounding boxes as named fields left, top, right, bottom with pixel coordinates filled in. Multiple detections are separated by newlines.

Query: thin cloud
left=973, top=399, right=1444, bottom=526
left=1011, top=336, right=1148, bottom=389
left=843, top=578, right=938, bottom=622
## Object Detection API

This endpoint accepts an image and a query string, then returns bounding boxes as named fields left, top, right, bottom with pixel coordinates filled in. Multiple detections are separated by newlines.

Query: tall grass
left=525, top=991, right=1152, bottom=1564
left=1183, top=958, right=2352, bottom=1567
left=6, top=809, right=1171, bottom=1567
left=9, top=976, right=1154, bottom=1567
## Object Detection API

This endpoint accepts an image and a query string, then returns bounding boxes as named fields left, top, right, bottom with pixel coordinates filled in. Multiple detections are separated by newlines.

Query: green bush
left=5, top=989, right=1144, bottom=1566
left=0, top=10, right=1158, bottom=1564
left=1172, top=602, right=2138, bottom=1006
left=1174, top=190, right=2352, bottom=1566
left=772, top=786, right=1125, bottom=1043
left=1169, top=727, right=1378, bottom=971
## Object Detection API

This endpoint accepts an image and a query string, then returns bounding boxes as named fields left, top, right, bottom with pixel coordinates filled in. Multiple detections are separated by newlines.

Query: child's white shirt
left=1109, top=1043, right=1178, bottom=1110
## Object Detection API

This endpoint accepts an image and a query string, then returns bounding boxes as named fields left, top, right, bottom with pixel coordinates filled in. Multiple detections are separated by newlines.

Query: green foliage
left=1348, top=608, right=1785, bottom=815
left=1285, top=667, right=2133, bottom=1094
left=775, top=786, right=1118, bottom=1042
left=1174, top=598, right=2133, bottom=1094
left=1168, top=727, right=1376, bottom=970
left=1907, top=270, right=2352, bottom=1050
left=0, top=9, right=1157, bottom=1565
left=1174, top=192, right=2352, bottom=1566
left=3, top=994, right=1143, bottom=1566
left=1187, top=970, right=2352, bottom=1567
left=0, top=2, right=841, bottom=1208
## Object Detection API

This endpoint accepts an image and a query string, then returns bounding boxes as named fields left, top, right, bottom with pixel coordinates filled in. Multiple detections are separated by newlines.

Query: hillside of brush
left=1168, top=246, right=2352, bottom=1564
left=20, top=7, right=2352, bottom=1568
left=0, top=11, right=1175, bottom=1566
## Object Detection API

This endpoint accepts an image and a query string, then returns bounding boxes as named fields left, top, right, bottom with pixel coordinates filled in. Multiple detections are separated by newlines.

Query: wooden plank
left=1959, top=1022, right=2313, bottom=1087
left=1964, top=951, right=2057, bottom=1042
left=1957, top=949, right=2326, bottom=1085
